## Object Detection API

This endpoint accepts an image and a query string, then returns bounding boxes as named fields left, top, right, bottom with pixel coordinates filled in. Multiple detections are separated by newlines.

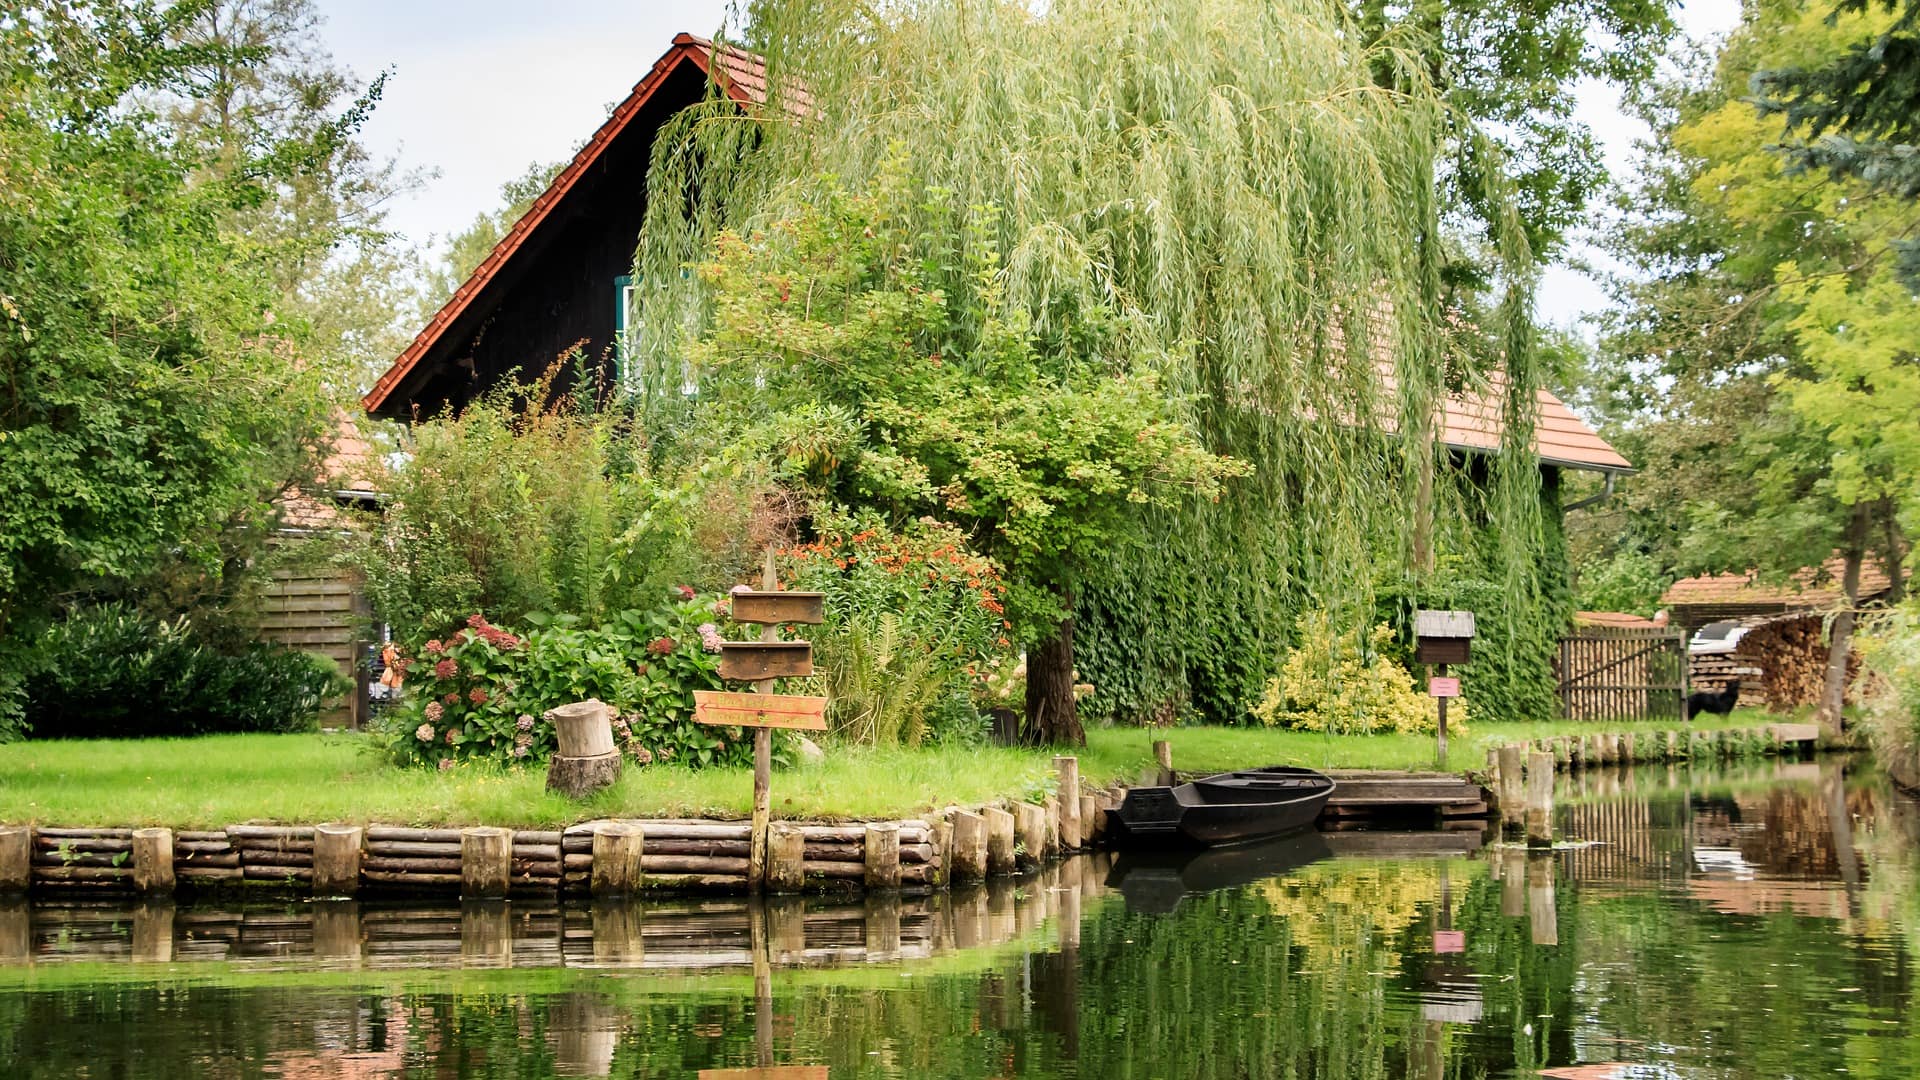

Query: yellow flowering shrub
left=1250, top=613, right=1465, bottom=734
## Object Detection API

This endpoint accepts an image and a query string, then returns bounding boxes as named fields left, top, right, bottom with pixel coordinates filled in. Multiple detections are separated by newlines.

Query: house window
left=613, top=274, right=638, bottom=388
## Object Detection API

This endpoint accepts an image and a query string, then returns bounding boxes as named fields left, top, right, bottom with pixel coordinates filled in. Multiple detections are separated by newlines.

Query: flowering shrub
left=1250, top=614, right=1465, bottom=735
left=782, top=510, right=1013, bottom=744
left=378, top=596, right=754, bottom=770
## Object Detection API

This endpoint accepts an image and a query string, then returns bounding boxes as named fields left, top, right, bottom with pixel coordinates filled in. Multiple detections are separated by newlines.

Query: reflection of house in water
left=1555, top=766, right=1876, bottom=921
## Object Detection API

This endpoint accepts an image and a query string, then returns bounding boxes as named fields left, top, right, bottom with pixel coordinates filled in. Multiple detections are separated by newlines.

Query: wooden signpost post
left=693, top=552, right=827, bottom=892
left=1414, top=610, right=1475, bottom=768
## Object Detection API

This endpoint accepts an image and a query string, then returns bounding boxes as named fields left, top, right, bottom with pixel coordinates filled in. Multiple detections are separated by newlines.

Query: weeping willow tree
left=632, top=0, right=1554, bottom=738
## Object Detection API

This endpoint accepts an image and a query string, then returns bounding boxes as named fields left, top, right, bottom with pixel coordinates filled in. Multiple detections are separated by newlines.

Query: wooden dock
left=1316, top=771, right=1493, bottom=830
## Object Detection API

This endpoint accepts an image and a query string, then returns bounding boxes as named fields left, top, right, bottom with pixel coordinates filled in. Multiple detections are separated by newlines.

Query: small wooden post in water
left=950, top=810, right=988, bottom=881
left=1014, top=803, right=1049, bottom=868
left=1152, top=740, right=1174, bottom=785
left=864, top=822, right=901, bottom=889
left=312, top=823, right=363, bottom=896
left=1054, top=756, right=1081, bottom=850
left=460, top=826, right=511, bottom=899
left=984, top=806, right=1017, bottom=875
left=1525, top=750, right=1554, bottom=847
left=0, top=825, right=29, bottom=894
left=1496, top=745, right=1525, bottom=831
left=766, top=822, right=805, bottom=893
left=131, top=827, right=174, bottom=895
left=591, top=822, right=645, bottom=896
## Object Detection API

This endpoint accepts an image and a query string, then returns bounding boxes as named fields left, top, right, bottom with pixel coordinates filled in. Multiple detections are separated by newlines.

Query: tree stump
left=546, top=699, right=622, bottom=799
left=132, top=828, right=174, bottom=894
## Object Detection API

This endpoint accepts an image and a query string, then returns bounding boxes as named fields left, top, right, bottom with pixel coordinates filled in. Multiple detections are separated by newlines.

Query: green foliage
left=15, top=605, right=344, bottom=739
left=1252, top=615, right=1463, bottom=734
left=782, top=511, right=1011, bottom=745
left=1573, top=549, right=1671, bottom=614
left=1859, top=601, right=1920, bottom=764
left=375, top=603, right=753, bottom=771
left=348, top=387, right=732, bottom=645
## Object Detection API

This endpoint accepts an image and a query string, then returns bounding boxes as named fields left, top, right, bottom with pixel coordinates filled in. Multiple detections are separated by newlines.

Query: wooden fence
left=1555, top=626, right=1689, bottom=722
left=259, top=568, right=368, bottom=728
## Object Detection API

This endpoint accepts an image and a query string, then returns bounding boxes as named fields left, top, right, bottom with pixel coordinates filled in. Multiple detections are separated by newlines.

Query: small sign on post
left=1414, top=610, right=1476, bottom=767
left=696, top=550, right=827, bottom=892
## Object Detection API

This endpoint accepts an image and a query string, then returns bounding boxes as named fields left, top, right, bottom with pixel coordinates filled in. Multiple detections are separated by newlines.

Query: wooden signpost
left=693, top=551, right=827, bottom=891
left=1414, top=610, right=1475, bottom=768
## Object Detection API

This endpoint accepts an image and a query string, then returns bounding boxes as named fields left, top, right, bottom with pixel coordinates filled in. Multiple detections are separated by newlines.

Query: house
left=360, top=33, right=1633, bottom=499
left=1661, top=555, right=1896, bottom=635
left=364, top=35, right=771, bottom=420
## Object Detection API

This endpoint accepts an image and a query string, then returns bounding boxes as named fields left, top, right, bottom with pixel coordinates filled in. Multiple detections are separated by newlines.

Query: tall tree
left=1598, top=0, right=1917, bottom=730
left=639, top=0, right=1552, bottom=741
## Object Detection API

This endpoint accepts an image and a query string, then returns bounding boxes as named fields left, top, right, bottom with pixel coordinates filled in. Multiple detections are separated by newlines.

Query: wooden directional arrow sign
left=693, top=691, right=828, bottom=731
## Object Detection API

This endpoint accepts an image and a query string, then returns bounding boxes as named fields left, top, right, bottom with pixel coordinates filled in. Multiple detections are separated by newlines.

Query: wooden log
left=1054, top=756, right=1082, bottom=850
left=1043, top=797, right=1061, bottom=856
left=508, top=843, right=562, bottom=861
left=547, top=751, right=623, bottom=800
left=365, top=826, right=467, bottom=843
left=512, top=830, right=565, bottom=846
left=1081, top=795, right=1103, bottom=845
left=461, top=827, right=512, bottom=899
left=865, top=822, right=902, bottom=889
left=1014, top=803, right=1048, bottom=868
left=950, top=810, right=987, bottom=882
left=34, top=865, right=132, bottom=883
left=767, top=823, right=806, bottom=893
left=1621, top=732, right=1638, bottom=764
left=1525, top=751, right=1554, bottom=848
left=175, top=866, right=244, bottom=882
left=33, top=836, right=130, bottom=853
left=929, top=816, right=951, bottom=887
left=132, top=827, right=174, bottom=894
left=802, top=859, right=867, bottom=879
left=1496, top=745, right=1525, bottom=830
left=550, top=698, right=616, bottom=757
left=313, top=824, right=362, bottom=897
left=362, top=870, right=461, bottom=888
left=365, top=840, right=462, bottom=858
left=984, top=806, right=1016, bottom=876
left=34, top=826, right=134, bottom=839
left=899, top=863, right=937, bottom=885
left=591, top=822, right=645, bottom=897
left=1153, top=740, right=1174, bottom=784
left=172, top=851, right=241, bottom=867
left=1567, top=735, right=1585, bottom=770
left=226, top=825, right=313, bottom=840
left=239, top=849, right=313, bottom=867
left=241, top=865, right=313, bottom=882
left=0, top=826, right=30, bottom=893
left=174, top=840, right=234, bottom=855
left=643, top=854, right=749, bottom=875
left=363, top=856, right=462, bottom=873
left=802, top=841, right=863, bottom=862
left=1552, top=737, right=1571, bottom=767
left=33, top=851, right=130, bottom=868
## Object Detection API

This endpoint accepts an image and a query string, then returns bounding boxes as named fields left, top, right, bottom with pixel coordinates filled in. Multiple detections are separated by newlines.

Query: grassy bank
left=0, top=710, right=1788, bottom=828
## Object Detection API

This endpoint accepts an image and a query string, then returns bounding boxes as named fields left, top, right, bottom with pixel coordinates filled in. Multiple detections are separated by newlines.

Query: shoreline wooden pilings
left=5, top=757, right=1110, bottom=901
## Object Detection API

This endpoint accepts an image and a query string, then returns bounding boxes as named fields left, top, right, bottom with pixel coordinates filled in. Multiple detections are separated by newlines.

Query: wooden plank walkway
left=1317, top=771, right=1493, bottom=828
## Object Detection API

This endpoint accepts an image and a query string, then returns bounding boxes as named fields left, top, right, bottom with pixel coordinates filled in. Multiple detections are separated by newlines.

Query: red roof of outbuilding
left=361, top=34, right=768, bottom=416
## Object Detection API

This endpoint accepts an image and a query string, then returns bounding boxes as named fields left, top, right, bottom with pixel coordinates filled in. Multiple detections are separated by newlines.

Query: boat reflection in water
left=1105, top=830, right=1334, bottom=914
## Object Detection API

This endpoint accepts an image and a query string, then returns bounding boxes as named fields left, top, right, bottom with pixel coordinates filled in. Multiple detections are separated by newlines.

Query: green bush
left=1859, top=602, right=1920, bottom=770
left=350, top=388, right=750, bottom=646
left=1251, top=614, right=1463, bottom=735
left=377, top=599, right=756, bottom=770
left=780, top=511, right=1010, bottom=745
left=17, top=605, right=345, bottom=739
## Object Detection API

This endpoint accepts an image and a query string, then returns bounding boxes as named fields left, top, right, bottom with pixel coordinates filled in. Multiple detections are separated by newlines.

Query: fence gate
left=1556, top=626, right=1689, bottom=722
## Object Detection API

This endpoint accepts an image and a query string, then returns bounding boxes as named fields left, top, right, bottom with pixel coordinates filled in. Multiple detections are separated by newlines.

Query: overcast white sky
left=318, top=0, right=1741, bottom=332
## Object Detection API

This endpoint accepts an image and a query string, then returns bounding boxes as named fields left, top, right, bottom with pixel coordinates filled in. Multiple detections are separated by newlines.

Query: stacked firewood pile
left=1688, top=653, right=1766, bottom=710
left=1729, top=613, right=1858, bottom=711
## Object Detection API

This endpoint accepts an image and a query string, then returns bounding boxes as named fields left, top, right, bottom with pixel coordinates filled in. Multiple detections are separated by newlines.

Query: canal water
left=2, top=757, right=1915, bottom=1078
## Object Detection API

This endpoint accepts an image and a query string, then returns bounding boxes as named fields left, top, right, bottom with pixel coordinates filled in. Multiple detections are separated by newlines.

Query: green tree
left=1597, top=0, right=1918, bottom=730
left=690, top=172, right=1245, bottom=745
left=0, top=0, right=344, bottom=639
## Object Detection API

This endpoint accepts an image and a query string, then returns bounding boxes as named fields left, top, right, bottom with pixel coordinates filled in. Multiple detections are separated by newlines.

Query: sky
left=318, top=0, right=1742, bottom=332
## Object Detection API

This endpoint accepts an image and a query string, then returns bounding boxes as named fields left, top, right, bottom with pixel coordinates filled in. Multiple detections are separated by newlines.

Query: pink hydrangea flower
left=516, top=714, right=535, bottom=732
left=423, top=639, right=444, bottom=656
left=676, top=584, right=696, bottom=600
left=438, top=758, right=454, bottom=771
left=631, top=745, right=655, bottom=765
left=468, top=687, right=488, bottom=705
left=415, top=723, right=434, bottom=742
left=433, top=659, right=458, bottom=679
left=698, top=623, right=725, bottom=653
left=514, top=732, right=533, bottom=747
left=648, top=636, right=675, bottom=656
left=424, top=701, right=443, bottom=722
left=513, top=744, right=529, bottom=758
left=445, top=728, right=458, bottom=745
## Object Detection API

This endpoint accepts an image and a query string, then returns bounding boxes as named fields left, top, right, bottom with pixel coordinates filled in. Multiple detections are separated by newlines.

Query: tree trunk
left=1883, top=507, right=1905, bottom=604
left=1025, top=613, right=1085, bottom=747
left=1816, top=505, right=1872, bottom=735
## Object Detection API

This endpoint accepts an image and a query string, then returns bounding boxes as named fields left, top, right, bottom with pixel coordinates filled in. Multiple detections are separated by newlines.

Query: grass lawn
left=0, top=709, right=1792, bottom=829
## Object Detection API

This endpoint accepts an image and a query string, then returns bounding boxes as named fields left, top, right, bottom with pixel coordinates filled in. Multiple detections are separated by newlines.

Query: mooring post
left=591, top=822, right=645, bottom=896
left=1553, top=736, right=1572, bottom=768
left=312, top=823, right=363, bottom=897
left=984, top=806, right=1016, bottom=876
left=0, top=825, right=29, bottom=894
left=1013, top=803, right=1048, bottom=868
left=1496, top=745, right=1525, bottom=831
left=1525, top=750, right=1554, bottom=848
left=1080, top=795, right=1102, bottom=846
left=131, top=827, right=174, bottom=895
left=1053, top=756, right=1081, bottom=850
left=930, top=814, right=953, bottom=887
left=864, top=822, right=901, bottom=889
left=950, top=809, right=988, bottom=881
left=1152, top=740, right=1174, bottom=785
left=1621, top=732, right=1638, bottom=765
left=460, top=826, right=512, bottom=899
left=766, top=823, right=805, bottom=892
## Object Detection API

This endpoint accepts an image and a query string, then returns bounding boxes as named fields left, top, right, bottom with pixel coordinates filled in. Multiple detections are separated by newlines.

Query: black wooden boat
left=1106, top=830, right=1333, bottom=913
left=1107, top=765, right=1335, bottom=848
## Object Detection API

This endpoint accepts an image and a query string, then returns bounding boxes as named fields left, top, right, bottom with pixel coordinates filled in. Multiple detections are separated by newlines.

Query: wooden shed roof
left=1662, top=555, right=1895, bottom=608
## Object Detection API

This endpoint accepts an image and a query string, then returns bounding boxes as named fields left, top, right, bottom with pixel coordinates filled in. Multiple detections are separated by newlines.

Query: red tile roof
left=361, top=34, right=766, bottom=416
left=1435, top=370, right=1632, bottom=473
left=1662, top=555, right=1895, bottom=607
left=1574, top=611, right=1661, bottom=629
